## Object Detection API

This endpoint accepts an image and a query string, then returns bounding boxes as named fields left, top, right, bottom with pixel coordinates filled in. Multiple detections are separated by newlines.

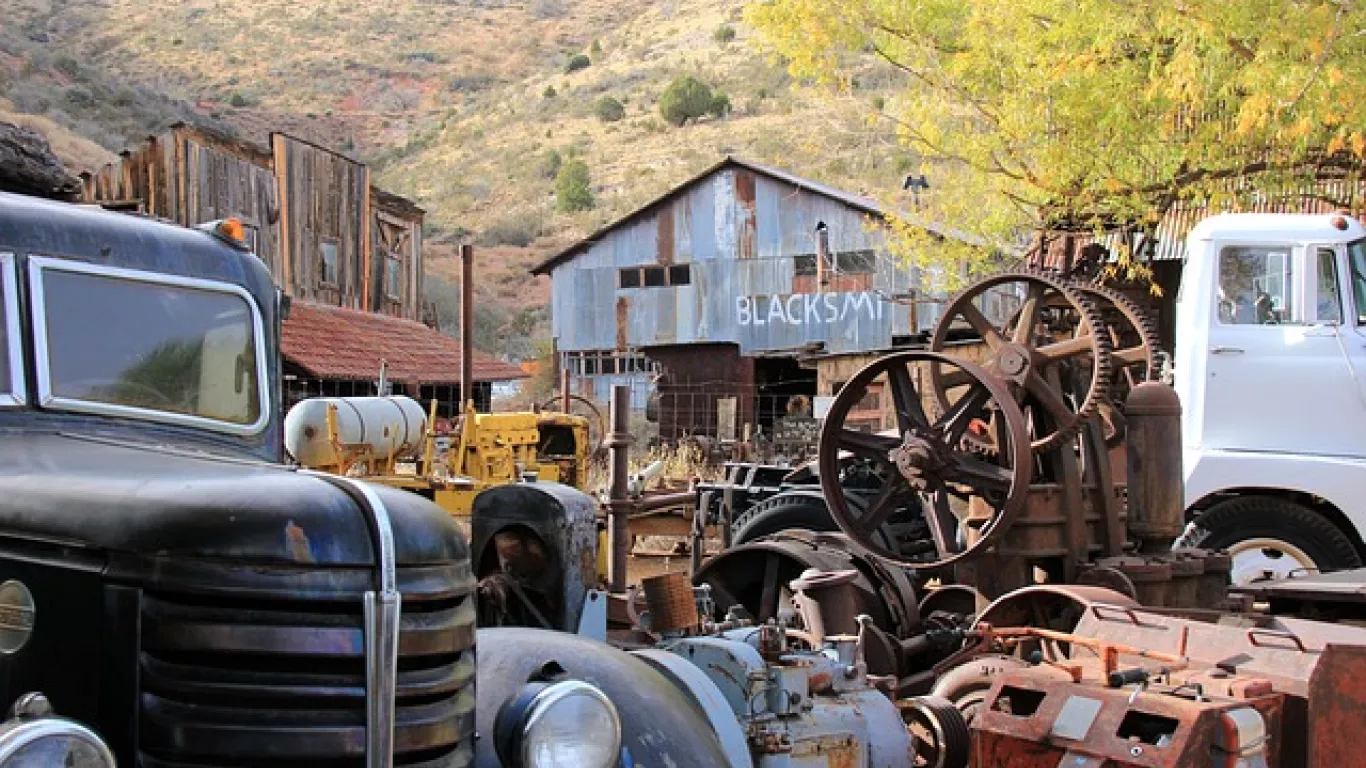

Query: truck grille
left=136, top=566, right=475, bottom=767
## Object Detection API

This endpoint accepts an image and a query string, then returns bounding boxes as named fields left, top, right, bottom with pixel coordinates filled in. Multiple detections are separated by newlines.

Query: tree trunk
left=0, top=122, right=81, bottom=201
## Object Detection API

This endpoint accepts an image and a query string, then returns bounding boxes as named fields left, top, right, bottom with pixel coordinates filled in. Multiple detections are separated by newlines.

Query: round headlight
left=495, top=679, right=622, bottom=768
left=0, top=707, right=115, bottom=768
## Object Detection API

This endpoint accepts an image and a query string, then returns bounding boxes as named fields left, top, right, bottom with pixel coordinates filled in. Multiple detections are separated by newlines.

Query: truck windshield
left=32, top=259, right=265, bottom=433
left=1350, top=239, right=1366, bottom=325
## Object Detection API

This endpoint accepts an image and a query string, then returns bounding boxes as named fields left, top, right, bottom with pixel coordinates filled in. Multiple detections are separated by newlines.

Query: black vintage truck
left=0, top=192, right=703, bottom=768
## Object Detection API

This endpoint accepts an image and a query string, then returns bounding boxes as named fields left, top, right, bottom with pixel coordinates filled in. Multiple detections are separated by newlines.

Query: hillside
left=0, top=0, right=915, bottom=362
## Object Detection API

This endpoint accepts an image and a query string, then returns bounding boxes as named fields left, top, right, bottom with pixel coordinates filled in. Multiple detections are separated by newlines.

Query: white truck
left=1173, top=211, right=1366, bottom=584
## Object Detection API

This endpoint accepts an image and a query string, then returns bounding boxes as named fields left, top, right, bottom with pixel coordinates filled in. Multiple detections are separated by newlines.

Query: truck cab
left=1175, top=211, right=1366, bottom=583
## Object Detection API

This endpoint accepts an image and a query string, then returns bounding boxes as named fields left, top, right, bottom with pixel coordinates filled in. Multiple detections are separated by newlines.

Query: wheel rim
left=1228, top=537, right=1317, bottom=585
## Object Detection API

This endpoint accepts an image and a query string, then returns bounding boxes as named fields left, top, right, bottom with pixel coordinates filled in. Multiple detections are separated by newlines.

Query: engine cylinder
left=1124, top=382, right=1185, bottom=548
left=284, top=396, right=428, bottom=468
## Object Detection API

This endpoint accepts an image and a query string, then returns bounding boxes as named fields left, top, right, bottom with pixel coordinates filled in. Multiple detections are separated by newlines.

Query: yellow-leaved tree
left=748, top=0, right=1366, bottom=282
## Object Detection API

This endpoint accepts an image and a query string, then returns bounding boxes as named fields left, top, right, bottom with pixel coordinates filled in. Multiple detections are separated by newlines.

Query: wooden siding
left=273, top=134, right=369, bottom=314
left=81, top=126, right=423, bottom=321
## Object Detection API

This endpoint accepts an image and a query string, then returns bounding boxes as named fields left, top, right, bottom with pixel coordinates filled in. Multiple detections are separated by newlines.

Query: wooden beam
left=273, top=134, right=294, bottom=295
left=361, top=166, right=372, bottom=311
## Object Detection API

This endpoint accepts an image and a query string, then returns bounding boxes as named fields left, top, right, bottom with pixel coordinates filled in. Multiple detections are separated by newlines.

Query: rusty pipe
left=606, top=385, right=634, bottom=592
left=561, top=367, right=571, bottom=414
left=815, top=223, right=830, bottom=290
left=459, top=244, right=474, bottom=412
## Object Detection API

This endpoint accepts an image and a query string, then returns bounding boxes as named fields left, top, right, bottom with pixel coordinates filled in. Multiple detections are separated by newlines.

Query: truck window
left=1217, top=246, right=1296, bottom=325
left=1316, top=248, right=1343, bottom=324
left=1349, top=239, right=1366, bottom=325
left=31, top=258, right=265, bottom=433
left=0, top=253, right=21, bottom=406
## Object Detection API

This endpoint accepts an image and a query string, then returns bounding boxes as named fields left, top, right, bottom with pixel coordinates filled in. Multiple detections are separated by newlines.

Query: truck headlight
left=494, top=679, right=622, bottom=768
left=0, top=693, right=115, bottom=768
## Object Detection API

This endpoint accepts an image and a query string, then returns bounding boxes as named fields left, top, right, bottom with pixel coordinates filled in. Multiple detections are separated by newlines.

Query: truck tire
left=731, top=491, right=842, bottom=545
left=1176, top=495, right=1361, bottom=584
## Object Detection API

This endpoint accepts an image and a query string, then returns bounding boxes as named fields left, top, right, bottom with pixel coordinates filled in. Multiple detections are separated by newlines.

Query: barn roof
left=281, top=300, right=525, bottom=384
left=530, top=156, right=890, bottom=276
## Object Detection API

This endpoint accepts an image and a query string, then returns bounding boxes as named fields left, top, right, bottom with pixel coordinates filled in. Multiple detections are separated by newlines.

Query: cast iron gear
left=928, top=267, right=1113, bottom=454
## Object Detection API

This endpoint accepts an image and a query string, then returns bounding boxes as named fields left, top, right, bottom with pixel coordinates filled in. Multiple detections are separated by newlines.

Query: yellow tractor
left=284, top=394, right=599, bottom=525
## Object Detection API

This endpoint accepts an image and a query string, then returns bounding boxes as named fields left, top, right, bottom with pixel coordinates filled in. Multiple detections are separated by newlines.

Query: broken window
left=319, top=240, right=339, bottom=285
left=386, top=256, right=402, bottom=300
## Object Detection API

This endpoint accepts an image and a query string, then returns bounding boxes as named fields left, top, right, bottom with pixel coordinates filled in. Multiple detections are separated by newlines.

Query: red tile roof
left=281, top=301, right=526, bottom=383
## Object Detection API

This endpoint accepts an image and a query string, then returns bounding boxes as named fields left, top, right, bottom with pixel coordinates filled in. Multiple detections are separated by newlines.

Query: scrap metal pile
left=670, top=269, right=1366, bottom=767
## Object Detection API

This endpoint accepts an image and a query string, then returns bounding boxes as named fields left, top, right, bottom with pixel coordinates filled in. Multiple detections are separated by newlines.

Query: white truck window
left=1349, top=239, right=1366, bottom=324
left=1316, top=248, right=1343, bottom=324
left=1217, top=246, right=1296, bottom=325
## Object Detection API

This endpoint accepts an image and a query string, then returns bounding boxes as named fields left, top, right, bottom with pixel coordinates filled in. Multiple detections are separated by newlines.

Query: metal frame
left=26, top=255, right=271, bottom=436
left=0, top=253, right=24, bottom=407
left=305, top=472, right=400, bottom=768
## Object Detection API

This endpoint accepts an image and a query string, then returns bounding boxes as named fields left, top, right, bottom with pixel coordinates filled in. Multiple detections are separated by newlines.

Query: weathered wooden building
left=532, top=157, right=966, bottom=441
left=82, top=123, right=520, bottom=413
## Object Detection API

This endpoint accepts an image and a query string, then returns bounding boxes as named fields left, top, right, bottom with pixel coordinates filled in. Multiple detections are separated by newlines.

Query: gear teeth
left=1067, top=278, right=1165, bottom=388
left=927, top=266, right=1113, bottom=455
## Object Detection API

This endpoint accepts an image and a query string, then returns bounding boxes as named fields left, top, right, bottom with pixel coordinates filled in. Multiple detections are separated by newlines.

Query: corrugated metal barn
left=532, top=157, right=956, bottom=442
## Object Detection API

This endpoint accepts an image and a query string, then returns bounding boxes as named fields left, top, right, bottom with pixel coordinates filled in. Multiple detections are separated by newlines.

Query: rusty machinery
left=806, top=269, right=1222, bottom=604
left=695, top=271, right=1216, bottom=675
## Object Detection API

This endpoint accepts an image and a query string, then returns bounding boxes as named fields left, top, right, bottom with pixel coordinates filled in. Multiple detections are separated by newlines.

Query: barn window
left=643, top=266, right=668, bottom=287
left=385, top=256, right=402, bottom=300
left=668, top=265, right=691, bottom=285
left=835, top=249, right=878, bottom=274
left=319, top=240, right=339, bottom=285
left=795, top=254, right=818, bottom=276
left=619, top=268, right=642, bottom=288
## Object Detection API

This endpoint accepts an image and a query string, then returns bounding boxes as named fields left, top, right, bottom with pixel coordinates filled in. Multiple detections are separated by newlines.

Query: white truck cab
left=1175, top=212, right=1366, bottom=584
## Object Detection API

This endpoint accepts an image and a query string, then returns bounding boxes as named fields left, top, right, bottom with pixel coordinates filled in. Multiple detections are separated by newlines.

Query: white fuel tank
left=285, top=396, right=428, bottom=468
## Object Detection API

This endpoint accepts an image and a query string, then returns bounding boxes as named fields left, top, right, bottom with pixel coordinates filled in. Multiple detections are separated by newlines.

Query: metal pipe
left=459, top=243, right=474, bottom=412
left=636, top=490, right=698, bottom=512
left=560, top=367, right=571, bottom=413
left=606, top=385, right=634, bottom=592
left=815, top=223, right=830, bottom=290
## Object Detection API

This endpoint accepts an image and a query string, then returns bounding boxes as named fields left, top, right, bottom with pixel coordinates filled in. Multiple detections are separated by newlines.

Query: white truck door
left=1200, top=242, right=1360, bottom=456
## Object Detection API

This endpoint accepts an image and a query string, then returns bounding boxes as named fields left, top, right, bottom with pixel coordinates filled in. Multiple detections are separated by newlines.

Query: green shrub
left=538, top=149, right=563, bottom=180
left=594, top=96, right=625, bottom=122
left=565, top=54, right=591, bottom=73
left=543, top=84, right=557, bottom=99
left=554, top=159, right=594, bottom=213
left=590, top=40, right=604, bottom=57
left=659, top=76, right=714, bottom=127
left=708, top=92, right=731, bottom=118
left=228, top=91, right=248, bottom=108
left=713, top=24, right=736, bottom=44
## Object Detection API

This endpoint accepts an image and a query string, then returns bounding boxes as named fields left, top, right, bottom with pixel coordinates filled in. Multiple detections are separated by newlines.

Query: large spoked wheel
left=929, top=270, right=1112, bottom=453
left=818, top=352, right=1033, bottom=569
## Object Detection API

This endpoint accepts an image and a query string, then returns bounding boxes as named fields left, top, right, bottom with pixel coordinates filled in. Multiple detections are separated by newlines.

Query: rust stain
left=284, top=519, right=315, bottom=563
left=657, top=206, right=675, bottom=265
left=736, top=170, right=757, bottom=260
left=616, top=295, right=629, bottom=351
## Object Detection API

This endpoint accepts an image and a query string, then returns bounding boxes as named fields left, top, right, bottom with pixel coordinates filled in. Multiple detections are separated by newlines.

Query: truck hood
left=0, top=430, right=467, bottom=566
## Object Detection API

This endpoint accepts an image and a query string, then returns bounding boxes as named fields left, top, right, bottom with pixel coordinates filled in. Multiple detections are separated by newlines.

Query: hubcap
left=1228, top=537, right=1316, bottom=585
